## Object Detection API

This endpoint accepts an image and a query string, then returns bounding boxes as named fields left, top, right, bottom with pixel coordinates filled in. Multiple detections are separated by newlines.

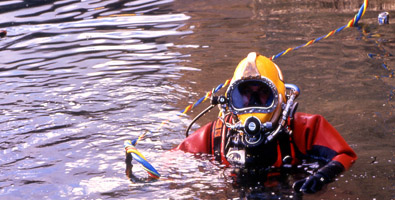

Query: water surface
left=0, top=0, right=394, bottom=199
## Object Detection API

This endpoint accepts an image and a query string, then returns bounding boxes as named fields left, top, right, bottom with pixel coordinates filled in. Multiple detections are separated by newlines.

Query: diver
left=175, top=52, right=357, bottom=194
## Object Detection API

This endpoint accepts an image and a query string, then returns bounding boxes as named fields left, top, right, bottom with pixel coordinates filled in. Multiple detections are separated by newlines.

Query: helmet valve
left=211, top=95, right=227, bottom=105
left=240, top=116, right=274, bottom=147
left=244, top=116, right=261, bottom=136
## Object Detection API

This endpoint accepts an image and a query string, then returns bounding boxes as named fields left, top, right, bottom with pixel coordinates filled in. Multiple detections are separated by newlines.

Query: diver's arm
left=174, top=122, right=214, bottom=153
left=291, top=112, right=357, bottom=193
left=292, top=112, right=357, bottom=169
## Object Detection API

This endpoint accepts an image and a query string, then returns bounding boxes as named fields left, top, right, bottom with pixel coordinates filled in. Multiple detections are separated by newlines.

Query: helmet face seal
left=226, top=78, right=279, bottom=115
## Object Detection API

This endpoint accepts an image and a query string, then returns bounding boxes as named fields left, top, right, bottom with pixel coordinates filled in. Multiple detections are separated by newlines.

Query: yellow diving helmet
left=225, top=52, right=286, bottom=126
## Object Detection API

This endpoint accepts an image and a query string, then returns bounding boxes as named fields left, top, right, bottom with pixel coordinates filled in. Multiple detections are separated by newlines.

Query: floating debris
left=0, top=30, right=6, bottom=38
left=378, top=12, right=389, bottom=25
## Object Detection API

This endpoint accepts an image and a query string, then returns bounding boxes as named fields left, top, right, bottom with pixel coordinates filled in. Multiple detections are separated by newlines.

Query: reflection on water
left=0, top=0, right=394, bottom=199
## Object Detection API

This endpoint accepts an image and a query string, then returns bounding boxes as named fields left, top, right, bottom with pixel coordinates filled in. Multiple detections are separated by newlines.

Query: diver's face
left=241, top=85, right=270, bottom=107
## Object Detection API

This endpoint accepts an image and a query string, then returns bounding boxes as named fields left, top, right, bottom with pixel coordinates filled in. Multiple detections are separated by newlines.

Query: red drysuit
left=175, top=112, right=357, bottom=170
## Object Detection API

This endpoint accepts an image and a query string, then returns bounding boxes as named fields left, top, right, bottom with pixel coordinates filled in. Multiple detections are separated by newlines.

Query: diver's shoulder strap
left=211, top=114, right=233, bottom=162
left=211, top=118, right=222, bottom=160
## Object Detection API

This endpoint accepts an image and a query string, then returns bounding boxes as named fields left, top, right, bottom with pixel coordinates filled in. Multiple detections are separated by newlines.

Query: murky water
left=0, top=0, right=394, bottom=199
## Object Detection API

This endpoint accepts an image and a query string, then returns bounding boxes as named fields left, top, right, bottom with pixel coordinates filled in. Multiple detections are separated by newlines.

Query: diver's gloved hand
left=293, top=161, right=345, bottom=194
left=292, top=172, right=327, bottom=193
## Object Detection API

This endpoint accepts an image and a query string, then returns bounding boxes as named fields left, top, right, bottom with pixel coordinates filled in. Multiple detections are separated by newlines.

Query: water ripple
left=1, top=1, right=193, bottom=198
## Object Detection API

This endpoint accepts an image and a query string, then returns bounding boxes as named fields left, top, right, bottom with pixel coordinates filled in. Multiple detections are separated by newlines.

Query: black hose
left=185, top=104, right=215, bottom=137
